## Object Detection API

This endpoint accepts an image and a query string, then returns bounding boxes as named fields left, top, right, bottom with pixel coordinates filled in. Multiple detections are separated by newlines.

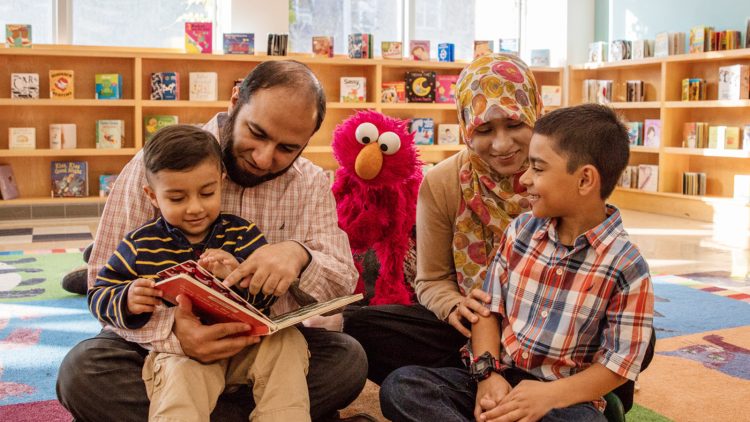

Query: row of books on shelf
left=8, top=121, right=124, bottom=150
left=626, top=120, right=661, bottom=147
left=410, top=120, right=460, bottom=146
left=0, top=162, right=118, bottom=200
left=619, top=165, right=658, bottom=192
left=683, top=172, right=707, bottom=196
left=682, top=123, right=750, bottom=150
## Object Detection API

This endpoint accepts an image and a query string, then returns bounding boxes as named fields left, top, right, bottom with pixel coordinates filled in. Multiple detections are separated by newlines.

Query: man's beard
left=221, top=134, right=297, bottom=188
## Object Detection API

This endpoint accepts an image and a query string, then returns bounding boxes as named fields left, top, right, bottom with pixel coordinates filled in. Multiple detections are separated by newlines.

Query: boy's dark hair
left=143, top=125, right=223, bottom=179
left=533, top=103, right=630, bottom=199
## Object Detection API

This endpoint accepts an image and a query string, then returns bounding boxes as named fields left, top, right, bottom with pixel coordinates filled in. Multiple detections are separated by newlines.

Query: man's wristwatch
left=469, top=351, right=501, bottom=382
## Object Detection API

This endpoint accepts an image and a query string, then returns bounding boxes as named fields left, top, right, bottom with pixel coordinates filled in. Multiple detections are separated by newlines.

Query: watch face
left=474, top=360, right=490, bottom=372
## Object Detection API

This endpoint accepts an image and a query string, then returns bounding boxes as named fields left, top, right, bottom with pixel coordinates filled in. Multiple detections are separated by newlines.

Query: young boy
left=87, top=124, right=311, bottom=422
left=380, top=103, right=654, bottom=422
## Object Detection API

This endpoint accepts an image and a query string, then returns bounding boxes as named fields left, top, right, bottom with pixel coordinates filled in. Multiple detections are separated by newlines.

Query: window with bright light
left=0, top=0, right=55, bottom=44
left=72, top=0, right=216, bottom=48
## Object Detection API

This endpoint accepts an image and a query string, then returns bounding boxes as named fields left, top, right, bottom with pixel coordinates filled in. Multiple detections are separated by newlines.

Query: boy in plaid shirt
left=381, top=103, right=654, bottom=422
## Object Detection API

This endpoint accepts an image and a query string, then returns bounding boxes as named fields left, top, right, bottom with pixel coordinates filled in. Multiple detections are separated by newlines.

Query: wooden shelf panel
left=630, top=146, right=660, bottom=153
left=664, top=100, right=750, bottom=108
left=614, top=187, right=745, bottom=202
left=608, top=101, right=661, bottom=109
left=380, top=103, right=455, bottom=110
left=1, top=148, right=138, bottom=157
left=662, top=147, right=750, bottom=158
left=303, top=145, right=463, bottom=154
left=570, top=57, right=663, bottom=70
left=664, top=48, right=750, bottom=63
left=0, top=99, right=135, bottom=107
left=141, top=100, right=225, bottom=108
left=0, top=196, right=107, bottom=206
left=328, top=102, right=378, bottom=109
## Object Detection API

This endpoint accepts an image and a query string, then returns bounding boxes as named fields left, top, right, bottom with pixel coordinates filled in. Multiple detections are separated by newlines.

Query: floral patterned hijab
left=453, top=53, right=542, bottom=295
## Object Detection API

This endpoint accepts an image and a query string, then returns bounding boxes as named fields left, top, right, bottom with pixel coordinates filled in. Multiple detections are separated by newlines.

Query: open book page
left=271, top=294, right=364, bottom=331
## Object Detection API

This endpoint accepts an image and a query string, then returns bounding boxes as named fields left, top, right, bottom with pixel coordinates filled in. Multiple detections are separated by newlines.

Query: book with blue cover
left=438, top=43, right=455, bottom=62
left=151, top=72, right=180, bottom=100
left=95, top=73, right=122, bottom=99
left=410, top=118, right=434, bottom=145
left=51, top=161, right=88, bottom=198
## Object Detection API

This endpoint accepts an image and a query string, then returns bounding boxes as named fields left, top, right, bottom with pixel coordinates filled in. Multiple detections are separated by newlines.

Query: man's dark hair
left=533, top=103, right=630, bottom=199
left=143, top=124, right=223, bottom=179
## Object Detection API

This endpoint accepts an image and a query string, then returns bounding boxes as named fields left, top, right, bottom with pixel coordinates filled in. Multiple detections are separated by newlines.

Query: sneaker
left=61, top=266, right=88, bottom=295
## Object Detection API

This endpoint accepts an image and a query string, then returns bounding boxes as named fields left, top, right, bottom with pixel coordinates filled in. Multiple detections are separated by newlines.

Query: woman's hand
left=447, top=288, right=492, bottom=337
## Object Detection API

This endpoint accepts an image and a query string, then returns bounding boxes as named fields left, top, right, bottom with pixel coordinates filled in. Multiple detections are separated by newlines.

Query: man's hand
left=126, top=279, right=162, bottom=315
left=480, top=379, right=560, bottom=422
left=198, top=248, right=239, bottom=280
left=222, top=241, right=310, bottom=297
left=474, top=373, right=513, bottom=421
left=173, top=294, right=261, bottom=363
left=447, top=288, right=492, bottom=337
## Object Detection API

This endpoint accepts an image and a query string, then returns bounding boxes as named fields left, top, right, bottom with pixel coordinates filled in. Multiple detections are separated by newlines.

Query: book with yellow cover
left=50, top=70, right=74, bottom=99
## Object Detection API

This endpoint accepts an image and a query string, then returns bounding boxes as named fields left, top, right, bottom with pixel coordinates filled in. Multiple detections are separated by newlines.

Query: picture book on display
left=340, top=77, right=366, bottom=103
left=185, top=22, right=212, bottom=53
left=99, top=174, right=118, bottom=197
left=436, top=75, right=458, bottom=104
left=498, top=38, right=519, bottom=55
left=381, top=81, right=405, bottom=103
left=588, top=41, right=607, bottom=63
left=9, top=128, right=35, bottom=150
left=437, top=124, right=460, bottom=145
left=151, top=72, right=180, bottom=100
left=189, top=72, right=218, bottom=101
left=96, top=120, right=124, bottom=149
left=410, top=118, right=434, bottom=145
left=267, top=33, right=289, bottom=56
left=49, top=124, right=77, bottom=149
left=631, top=40, right=653, bottom=59
left=637, top=164, right=658, bottom=192
left=530, top=49, right=550, bottom=66
left=409, top=40, right=430, bottom=61
left=223, top=33, right=254, bottom=54
left=51, top=161, right=88, bottom=197
left=626, top=122, right=643, bottom=146
left=95, top=74, right=122, bottom=99
left=11, top=73, right=39, bottom=99
left=718, top=65, right=750, bottom=101
left=0, top=165, right=19, bottom=200
left=155, top=260, right=363, bottom=336
left=437, top=43, right=454, bottom=62
left=6, top=24, right=31, bottom=48
left=405, top=71, right=436, bottom=103
left=144, top=115, right=179, bottom=142
left=474, top=40, right=493, bottom=58
left=381, top=41, right=402, bottom=59
left=348, top=33, right=372, bottom=58
left=643, top=119, right=661, bottom=148
left=541, top=85, right=561, bottom=107
left=50, top=70, right=74, bottom=99
left=312, top=36, right=334, bottom=57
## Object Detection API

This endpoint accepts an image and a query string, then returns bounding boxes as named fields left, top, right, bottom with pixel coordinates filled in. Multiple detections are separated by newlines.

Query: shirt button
left=541, top=310, right=548, bottom=318
left=522, top=352, right=529, bottom=359
left=556, top=268, right=563, bottom=276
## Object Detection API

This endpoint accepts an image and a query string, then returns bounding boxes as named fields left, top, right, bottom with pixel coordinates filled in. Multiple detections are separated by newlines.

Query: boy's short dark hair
left=533, top=103, right=630, bottom=199
left=143, top=125, right=223, bottom=179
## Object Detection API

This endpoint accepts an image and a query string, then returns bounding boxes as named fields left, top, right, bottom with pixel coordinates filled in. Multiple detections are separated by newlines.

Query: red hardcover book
left=155, top=261, right=362, bottom=336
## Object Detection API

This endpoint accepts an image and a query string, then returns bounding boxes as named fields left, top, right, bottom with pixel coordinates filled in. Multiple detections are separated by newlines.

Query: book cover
left=223, top=33, right=254, bottom=54
left=51, top=160, right=88, bottom=197
left=631, top=40, right=653, bottom=59
left=626, top=122, right=643, bottom=146
left=340, top=77, right=366, bottom=103
left=49, top=124, right=77, bottom=150
left=437, top=124, right=460, bottom=145
left=626, top=80, right=645, bottom=102
left=189, top=72, right=218, bottom=101
left=595, top=80, right=612, bottom=104
left=405, top=71, right=436, bottom=103
left=643, top=119, right=661, bottom=148
left=541, top=85, right=562, bottom=106
left=654, top=32, right=669, bottom=57
left=348, top=33, right=367, bottom=59
left=312, top=36, right=334, bottom=57
left=154, top=260, right=363, bottom=336
left=410, top=118, right=434, bottom=145
left=11, top=73, right=39, bottom=99
left=266, top=33, right=289, bottom=56
left=437, top=43, right=454, bottom=62
left=150, top=72, right=180, bottom=100
left=96, top=120, right=124, bottom=149
left=588, top=41, right=607, bottom=63
left=530, top=49, right=550, bottom=66
left=50, top=70, right=74, bottom=99
left=708, top=126, right=719, bottom=148
left=609, top=40, right=631, bottom=61
left=6, top=24, right=31, bottom=48
left=725, top=126, right=741, bottom=149
left=95, top=73, right=122, bottom=99
left=381, top=81, right=405, bottom=103
left=9, top=127, right=35, bottom=150
left=683, top=122, right=697, bottom=148
left=637, top=164, right=658, bottom=192
left=409, top=40, right=430, bottom=61
left=689, top=26, right=707, bottom=53
left=99, top=174, right=118, bottom=197
left=185, top=22, right=212, bottom=53
left=381, top=41, right=402, bottom=59
left=498, top=38, right=519, bottom=55
left=473, top=40, right=494, bottom=58
left=0, top=165, right=19, bottom=200
left=144, top=115, right=179, bottom=142
left=718, top=65, right=750, bottom=100
left=436, top=75, right=458, bottom=104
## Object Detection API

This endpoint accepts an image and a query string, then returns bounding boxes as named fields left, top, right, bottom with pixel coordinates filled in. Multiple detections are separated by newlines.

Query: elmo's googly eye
left=378, top=131, right=401, bottom=155
left=355, top=122, right=379, bottom=145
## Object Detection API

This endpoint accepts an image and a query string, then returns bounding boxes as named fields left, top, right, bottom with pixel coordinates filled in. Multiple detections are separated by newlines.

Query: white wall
left=228, top=0, right=289, bottom=35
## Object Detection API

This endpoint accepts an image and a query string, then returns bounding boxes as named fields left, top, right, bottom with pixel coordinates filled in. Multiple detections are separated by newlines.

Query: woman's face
left=467, top=117, right=532, bottom=175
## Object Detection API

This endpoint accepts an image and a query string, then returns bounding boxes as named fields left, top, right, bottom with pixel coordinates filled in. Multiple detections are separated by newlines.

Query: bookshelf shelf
left=0, top=196, right=108, bottom=206
left=662, top=147, right=750, bottom=158
left=609, top=101, right=661, bottom=109
left=663, top=100, right=750, bottom=108
left=1, top=45, right=564, bottom=206
left=630, top=146, right=660, bottom=153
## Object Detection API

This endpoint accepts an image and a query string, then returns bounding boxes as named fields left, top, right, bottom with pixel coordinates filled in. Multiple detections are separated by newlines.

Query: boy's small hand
left=449, top=288, right=492, bottom=337
left=481, top=380, right=559, bottom=422
left=199, top=249, right=239, bottom=280
left=475, top=373, right=512, bottom=421
left=127, top=278, right=163, bottom=315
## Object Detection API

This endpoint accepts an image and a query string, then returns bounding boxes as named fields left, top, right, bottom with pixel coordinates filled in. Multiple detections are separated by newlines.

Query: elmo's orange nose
left=354, top=142, right=383, bottom=180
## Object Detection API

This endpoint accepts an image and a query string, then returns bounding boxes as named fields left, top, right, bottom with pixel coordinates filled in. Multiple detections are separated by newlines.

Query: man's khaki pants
left=142, top=327, right=310, bottom=422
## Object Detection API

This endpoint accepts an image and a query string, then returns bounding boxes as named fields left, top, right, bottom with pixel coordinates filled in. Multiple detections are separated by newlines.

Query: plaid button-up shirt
left=484, top=205, right=654, bottom=411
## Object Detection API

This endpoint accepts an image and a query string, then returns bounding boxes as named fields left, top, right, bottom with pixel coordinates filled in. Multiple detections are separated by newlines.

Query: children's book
left=6, top=24, right=31, bottom=48
left=99, top=174, right=118, bottom=197
left=409, top=40, right=430, bottom=61
left=654, top=32, right=670, bottom=57
left=381, top=41, right=402, bottom=59
left=437, top=124, right=460, bottom=145
left=498, top=38, right=519, bottom=55
left=95, top=74, right=123, bottom=99
left=150, top=72, right=180, bottom=100
left=637, top=164, right=658, bottom=192
left=312, top=36, right=334, bottom=57
left=405, top=71, right=436, bottom=103
left=96, top=120, right=124, bottom=149
left=609, top=40, right=631, bottom=61
left=588, top=41, right=607, bottom=63
left=643, top=119, right=661, bottom=148
left=189, top=72, right=218, bottom=101
left=11, top=73, right=39, bottom=99
left=267, top=33, right=289, bottom=56
left=381, top=81, right=405, bottom=103
left=631, top=40, right=653, bottom=59
left=51, top=161, right=88, bottom=197
left=9, top=128, right=35, bottom=150
left=718, top=65, right=750, bottom=101
left=0, top=165, right=19, bottom=200
left=154, top=260, right=363, bottom=336
left=348, top=33, right=372, bottom=58
left=340, top=77, right=367, bottom=103
left=530, top=49, right=550, bottom=66
left=436, top=75, right=458, bottom=104
left=474, top=40, right=494, bottom=58
left=185, top=22, right=212, bottom=53
left=541, top=85, right=561, bottom=106
left=410, top=118, right=434, bottom=145
left=437, top=43, right=454, bottom=62
left=223, top=33, right=254, bottom=54
left=626, top=122, right=643, bottom=146
left=50, top=70, right=74, bottom=99
left=49, top=123, right=77, bottom=149
left=144, top=115, right=179, bottom=142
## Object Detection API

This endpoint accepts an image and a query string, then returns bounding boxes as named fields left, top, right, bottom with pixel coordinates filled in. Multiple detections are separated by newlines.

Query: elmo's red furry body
left=332, top=111, right=422, bottom=305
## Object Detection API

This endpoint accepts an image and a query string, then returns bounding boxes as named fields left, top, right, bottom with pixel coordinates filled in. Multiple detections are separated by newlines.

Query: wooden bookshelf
left=569, top=48, right=750, bottom=222
left=1, top=45, right=563, bottom=207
